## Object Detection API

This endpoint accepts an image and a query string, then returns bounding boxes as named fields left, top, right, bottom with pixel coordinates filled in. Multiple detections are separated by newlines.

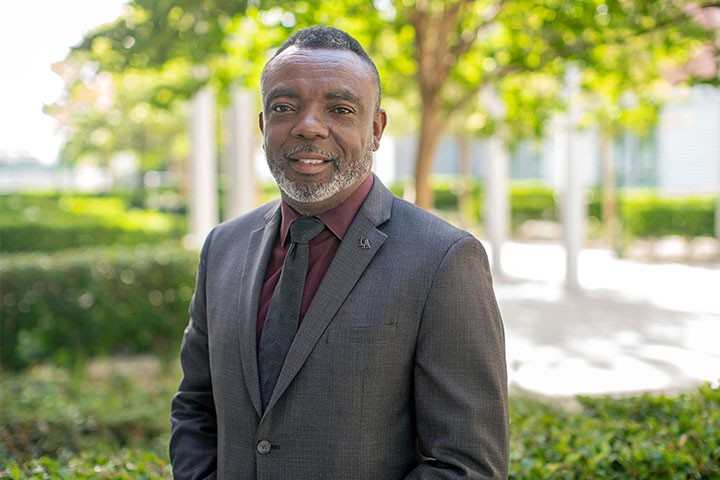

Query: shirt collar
left=279, top=173, right=374, bottom=245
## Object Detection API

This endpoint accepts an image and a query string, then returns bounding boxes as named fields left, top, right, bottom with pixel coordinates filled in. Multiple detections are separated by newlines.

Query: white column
left=716, top=95, right=720, bottom=240
left=485, top=137, right=510, bottom=277
left=188, top=86, right=218, bottom=248
left=562, top=65, right=585, bottom=291
left=224, top=88, right=257, bottom=220
left=482, top=87, right=510, bottom=278
left=716, top=171, right=720, bottom=241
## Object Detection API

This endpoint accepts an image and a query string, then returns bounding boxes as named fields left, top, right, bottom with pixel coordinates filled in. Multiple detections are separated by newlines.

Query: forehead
left=262, top=47, right=377, bottom=102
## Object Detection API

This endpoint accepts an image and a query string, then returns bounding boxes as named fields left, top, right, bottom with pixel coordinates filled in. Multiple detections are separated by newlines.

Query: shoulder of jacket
left=215, top=200, right=279, bottom=232
left=390, top=196, right=472, bottom=240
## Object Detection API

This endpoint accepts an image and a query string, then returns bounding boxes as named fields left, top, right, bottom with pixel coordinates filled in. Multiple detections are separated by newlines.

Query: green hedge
left=509, top=183, right=558, bottom=229
left=0, top=243, right=198, bottom=370
left=620, top=192, right=716, bottom=238
left=0, top=194, right=184, bottom=253
left=389, top=178, right=557, bottom=228
left=1, top=362, right=718, bottom=479
left=389, top=179, right=716, bottom=239
left=2, top=187, right=713, bottom=257
left=1, top=450, right=170, bottom=480
left=510, top=384, right=720, bottom=478
left=0, top=362, right=174, bottom=466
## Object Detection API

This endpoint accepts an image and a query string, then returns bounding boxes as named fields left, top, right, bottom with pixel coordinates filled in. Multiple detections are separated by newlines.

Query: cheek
left=337, top=126, right=372, bottom=150
left=262, top=125, right=284, bottom=150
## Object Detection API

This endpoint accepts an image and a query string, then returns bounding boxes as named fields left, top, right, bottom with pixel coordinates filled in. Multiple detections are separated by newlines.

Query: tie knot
left=290, top=217, right=325, bottom=244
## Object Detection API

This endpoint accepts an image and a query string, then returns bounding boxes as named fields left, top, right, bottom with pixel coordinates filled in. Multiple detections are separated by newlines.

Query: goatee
left=267, top=144, right=373, bottom=204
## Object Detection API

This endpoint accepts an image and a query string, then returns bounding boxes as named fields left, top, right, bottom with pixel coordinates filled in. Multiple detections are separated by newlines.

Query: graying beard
left=269, top=144, right=374, bottom=204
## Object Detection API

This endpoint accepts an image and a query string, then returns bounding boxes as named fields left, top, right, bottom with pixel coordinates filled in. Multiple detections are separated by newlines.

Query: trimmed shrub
left=0, top=194, right=184, bottom=253
left=509, top=383, right=720, bottom=478
left=387, top=176, right=482, bottom=212
left=391, top=180, right=716, bottom=239
left=390, top=178, right=557, bottom=229
left=621, top=192, right=715, bottom=238
left=1, top=363, right=717, bottom=479
left=509, top=182, right=558, bottom=230
left=0, top=361, right=176, bottom=474
left=0, top=243, right=198, bottom=369
left=0, top=362, right=175, bottom=464
left=0, top=450, right=171, bottom=480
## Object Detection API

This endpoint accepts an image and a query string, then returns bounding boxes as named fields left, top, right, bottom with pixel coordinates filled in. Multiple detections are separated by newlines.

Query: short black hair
left=262, top=26, right=382, bottom=109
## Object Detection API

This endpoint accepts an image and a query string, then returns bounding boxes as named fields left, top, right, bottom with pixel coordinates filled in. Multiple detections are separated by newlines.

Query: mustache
left=283, top=145, right=339, bottom=162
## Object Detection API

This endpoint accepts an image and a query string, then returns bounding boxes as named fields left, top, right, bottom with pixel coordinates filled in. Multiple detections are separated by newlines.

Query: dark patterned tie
left=258, top=216, right=326, bottom=412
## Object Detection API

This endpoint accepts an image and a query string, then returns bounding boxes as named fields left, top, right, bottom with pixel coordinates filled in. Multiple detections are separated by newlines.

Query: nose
left=291, top=106, right=329, bottom=139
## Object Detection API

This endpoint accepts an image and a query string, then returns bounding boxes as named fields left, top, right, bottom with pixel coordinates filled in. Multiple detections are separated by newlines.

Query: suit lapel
left=238, top=203, right=281, bottom=417
left=265, top=178, right=393, bottom=413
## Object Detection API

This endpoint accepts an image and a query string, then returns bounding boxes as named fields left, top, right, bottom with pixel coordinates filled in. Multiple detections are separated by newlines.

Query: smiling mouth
left=285, top=145, right=337, bottom=163
left=284, top=152, right=336, bottom=176
left=294, top=158, right=329, bottom=165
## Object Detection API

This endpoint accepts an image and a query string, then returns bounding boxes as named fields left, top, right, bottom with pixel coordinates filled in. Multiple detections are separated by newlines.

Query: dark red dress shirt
left=256, top=174, right=374, bottom=343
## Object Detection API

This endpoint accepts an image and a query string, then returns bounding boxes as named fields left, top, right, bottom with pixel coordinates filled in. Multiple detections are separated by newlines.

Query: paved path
left=487, top=241, right=720, bottom=397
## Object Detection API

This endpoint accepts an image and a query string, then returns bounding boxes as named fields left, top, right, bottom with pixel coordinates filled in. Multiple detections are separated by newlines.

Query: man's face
left=259, top=47, right=387, bottom=215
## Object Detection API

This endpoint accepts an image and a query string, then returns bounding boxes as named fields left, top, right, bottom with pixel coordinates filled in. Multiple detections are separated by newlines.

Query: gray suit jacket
left=170, top=177, right=509, bottom=479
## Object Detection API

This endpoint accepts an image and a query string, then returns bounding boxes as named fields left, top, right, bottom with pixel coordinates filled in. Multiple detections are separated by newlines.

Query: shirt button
left=257, top=440, right=272, bottom=454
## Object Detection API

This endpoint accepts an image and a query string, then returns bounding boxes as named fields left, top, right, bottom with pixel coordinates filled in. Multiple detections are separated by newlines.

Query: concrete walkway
left=487, top=241, right=720, bottom=398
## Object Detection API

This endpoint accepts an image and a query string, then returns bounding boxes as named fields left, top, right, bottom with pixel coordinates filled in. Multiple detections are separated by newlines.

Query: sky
left=0, top=0, right=127, bottom=164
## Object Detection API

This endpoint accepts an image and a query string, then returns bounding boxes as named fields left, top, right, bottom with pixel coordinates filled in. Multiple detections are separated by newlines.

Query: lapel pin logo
left=358, top=237, right=371, bottom=249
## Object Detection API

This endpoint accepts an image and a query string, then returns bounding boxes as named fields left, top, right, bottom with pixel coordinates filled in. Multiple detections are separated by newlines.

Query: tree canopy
left=53, top=0, right=719, bottom=207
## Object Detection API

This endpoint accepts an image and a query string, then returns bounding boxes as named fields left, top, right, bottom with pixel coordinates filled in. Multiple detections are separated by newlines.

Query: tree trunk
left=414, top=97, right=445, bottom=210
left=409, top=1, right=468, bottom=210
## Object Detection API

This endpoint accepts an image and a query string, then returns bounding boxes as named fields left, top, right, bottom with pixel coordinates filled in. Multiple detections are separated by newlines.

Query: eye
left=271, top=104, right=293, bottom=113
left=332, top=106, right=354, bottom=115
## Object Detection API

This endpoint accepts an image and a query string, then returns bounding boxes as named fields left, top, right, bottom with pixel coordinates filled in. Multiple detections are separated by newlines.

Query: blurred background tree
left=51, top=0, right=718, bottom=211
left=48, top=62, right=190, bottom=197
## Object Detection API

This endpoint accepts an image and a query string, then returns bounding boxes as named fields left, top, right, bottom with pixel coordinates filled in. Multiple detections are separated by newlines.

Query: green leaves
left=0, top=194, right=193, bottom=370
left=0, top=195, right=184, bottom=253
left=75, top=0, right=248, bottom=71
left=620, top=191, right=716, bottom=238
left=0, top=242, right=197, bottom=370
left=1, top=362, right=177, bottom=476
left=508, top=383, right=720, bottom=478
left=51, top=0, right=718, bottom=210
left=4, top=371, right=717, bottom=479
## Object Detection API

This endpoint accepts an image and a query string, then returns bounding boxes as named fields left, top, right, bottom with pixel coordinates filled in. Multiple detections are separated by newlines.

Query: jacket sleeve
left=169, top=230, right=218, bottom=480
left=407, top=234, right=509, bottom=479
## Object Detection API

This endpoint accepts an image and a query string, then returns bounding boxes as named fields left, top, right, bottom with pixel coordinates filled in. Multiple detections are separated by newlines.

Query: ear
left=372, top=109, right=387, bottom=151
left=258, top=111, right=265, bottom=134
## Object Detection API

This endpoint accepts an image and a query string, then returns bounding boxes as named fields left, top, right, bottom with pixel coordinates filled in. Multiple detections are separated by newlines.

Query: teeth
left=298, top=159, right=325, bottom=164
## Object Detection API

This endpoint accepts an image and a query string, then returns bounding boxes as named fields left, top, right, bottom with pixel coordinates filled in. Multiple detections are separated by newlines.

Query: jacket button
left=257, top=440, right=272, bottom=454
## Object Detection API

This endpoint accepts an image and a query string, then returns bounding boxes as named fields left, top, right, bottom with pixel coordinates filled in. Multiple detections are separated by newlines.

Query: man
left=170, top=26, right=509, bottom=479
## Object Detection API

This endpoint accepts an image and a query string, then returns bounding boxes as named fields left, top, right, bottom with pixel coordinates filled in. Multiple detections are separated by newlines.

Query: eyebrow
left=264, top=87, right=363, bottom=109
left=325, top=89, right=361, bottom=105
left=264, top=88, right=298, bottom=109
